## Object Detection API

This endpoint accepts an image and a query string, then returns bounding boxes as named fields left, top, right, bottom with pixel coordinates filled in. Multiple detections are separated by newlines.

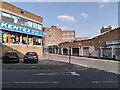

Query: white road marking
left=70, top=72, right=80, bottom=76
left=35, top=73, right=56, bottom=75
left=1, top=81, right=59, bottom=84
left=91, top=81, right=119, bottom=83
left=34, top=72, right=80, bottom=76
left=31, top=66, right=36, bottom=68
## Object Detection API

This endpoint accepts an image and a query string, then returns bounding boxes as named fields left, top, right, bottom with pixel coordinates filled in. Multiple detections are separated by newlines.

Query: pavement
left=46, top=54, right=120, bottom=74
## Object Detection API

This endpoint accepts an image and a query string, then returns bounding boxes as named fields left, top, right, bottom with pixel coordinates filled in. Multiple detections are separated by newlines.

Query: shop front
left=0, top=22, right=45, bottom=59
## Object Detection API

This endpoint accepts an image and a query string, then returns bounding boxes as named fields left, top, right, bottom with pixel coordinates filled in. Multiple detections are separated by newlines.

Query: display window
left=2, top=31, right=42, bottom=45
left=8, top=34, right=11, bottom=44
left=2, top=33, right=8, bottom=43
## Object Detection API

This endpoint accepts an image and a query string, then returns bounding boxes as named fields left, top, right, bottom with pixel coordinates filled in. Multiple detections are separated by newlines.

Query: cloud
left=57, top=15, right=75, bottom=22
left=80, top=13, right=88, bottom=18
left=59, top=26, right=68, bottom=30
left=98, top=0, right=110, bottom=8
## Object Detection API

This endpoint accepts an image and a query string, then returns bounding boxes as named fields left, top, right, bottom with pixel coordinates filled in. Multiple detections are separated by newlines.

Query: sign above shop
left=0, top=22, right=45, bottom=37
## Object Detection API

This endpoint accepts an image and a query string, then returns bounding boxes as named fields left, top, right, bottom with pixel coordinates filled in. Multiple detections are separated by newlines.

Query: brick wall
left=1, top=44, right=43, bottom=59
left=59, top=28, right=120, bottom=49
left=43, top=26, right=62, bottom=46
left=1, top=2, right=43, bottom=24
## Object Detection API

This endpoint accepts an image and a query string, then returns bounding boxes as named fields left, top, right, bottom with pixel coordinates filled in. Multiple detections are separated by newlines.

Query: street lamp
left=68, top=47, right=71, bottom=64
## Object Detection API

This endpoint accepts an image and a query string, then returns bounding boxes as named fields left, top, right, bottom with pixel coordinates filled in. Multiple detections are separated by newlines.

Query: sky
left=3, top=0, right=118, bottom=37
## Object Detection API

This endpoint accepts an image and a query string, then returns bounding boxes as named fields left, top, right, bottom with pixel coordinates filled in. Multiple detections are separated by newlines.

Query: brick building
left=56, top=28, right=120, bottom=60
left=0, top=2, right=45, bottom=59
left=62, top=30, right=75, bottom=42
left=43, top=26, right=62, bottom=47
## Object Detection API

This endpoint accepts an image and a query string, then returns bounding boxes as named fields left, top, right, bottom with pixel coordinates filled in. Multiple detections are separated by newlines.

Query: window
left=11, top=15, right=20, bottom=24
left=67, top=33, right=70, bottom=35
left=18, top=18, right=24, bottom=25
left=2, top=12, right=11, bottom=18
left=33, top=22, right=37, bottom=29
left=24, top=19, right=28, bottom=26
left=71, top=32, right=74, bottom=35
left=38, top=24, right=42, bottom=30
left=2, top=12, right=12, bottom=22
left=28, top=21, right=32, bottom=27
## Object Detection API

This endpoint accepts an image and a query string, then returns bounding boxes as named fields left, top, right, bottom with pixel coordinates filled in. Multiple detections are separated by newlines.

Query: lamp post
left=68, top=47, right=71, bottom=64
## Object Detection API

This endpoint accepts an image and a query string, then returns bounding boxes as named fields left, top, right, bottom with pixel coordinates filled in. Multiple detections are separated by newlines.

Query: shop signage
left=106, top=40, right=120, bottom=45
left=0, top=22, right=45, bottom=37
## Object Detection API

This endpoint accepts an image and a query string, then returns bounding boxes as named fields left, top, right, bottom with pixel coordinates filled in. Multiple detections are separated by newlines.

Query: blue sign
left=0, top=22, right=45, bottom=37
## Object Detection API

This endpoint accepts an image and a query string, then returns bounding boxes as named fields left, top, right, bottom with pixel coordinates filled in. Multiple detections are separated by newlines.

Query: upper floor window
left=2, top=12, right=12, bottom=22
left=38, top=24, right=42, bottom=30
left=33, top=22, right=37, bottom=29
left=11, top=15, right=20, bottom=24
left=18, top=17, right=24, bottom=25
left=28, top=21, right=32, bottom=27
left=1, top=12, right=42, bottom=31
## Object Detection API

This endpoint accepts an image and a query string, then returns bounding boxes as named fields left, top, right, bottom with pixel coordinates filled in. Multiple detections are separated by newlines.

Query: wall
left=1, top=2, right=43, bottom=24
left=1, top=44, right=43, bottom=59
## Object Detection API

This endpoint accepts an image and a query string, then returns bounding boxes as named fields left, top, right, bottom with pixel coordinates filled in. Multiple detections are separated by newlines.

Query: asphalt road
left=2, top=60, right=120, bottom=89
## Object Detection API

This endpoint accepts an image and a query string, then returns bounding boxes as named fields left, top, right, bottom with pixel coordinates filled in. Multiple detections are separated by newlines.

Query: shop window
left=16, top=36, right=19, bottom=44
left=2, top=31, right=42, bottom=46
left=11, top=34, right=15, bottom=44
left=8, top=34, right=12, bottom=44
left=38, top=38, right=42, bottom=45
left=2, top=33, right=8, bottom=43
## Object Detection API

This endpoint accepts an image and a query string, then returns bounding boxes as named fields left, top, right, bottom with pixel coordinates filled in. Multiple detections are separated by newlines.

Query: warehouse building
left=57, top=27, right=120, bottom=60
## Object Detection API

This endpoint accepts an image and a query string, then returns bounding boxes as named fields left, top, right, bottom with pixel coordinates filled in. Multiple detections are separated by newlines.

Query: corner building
left=0, top=2, right=45, bottom=59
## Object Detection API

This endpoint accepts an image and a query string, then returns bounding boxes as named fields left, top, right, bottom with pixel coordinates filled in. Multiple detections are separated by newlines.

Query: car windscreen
left=25, top=52, right=37, bottom=56
left=5, top=52, right=18, bottom=56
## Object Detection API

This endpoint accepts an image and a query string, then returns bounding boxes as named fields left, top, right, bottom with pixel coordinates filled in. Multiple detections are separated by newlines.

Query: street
left=2, top=57, right=120, bottom=89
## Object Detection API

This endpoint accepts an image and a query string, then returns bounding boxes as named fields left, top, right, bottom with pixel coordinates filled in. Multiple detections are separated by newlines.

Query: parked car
left=2, top=51, right=19, bottom=63
left=23, top=52, right=38, bottom=63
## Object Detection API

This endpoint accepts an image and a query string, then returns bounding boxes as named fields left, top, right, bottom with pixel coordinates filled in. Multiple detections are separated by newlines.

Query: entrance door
left=83, top=47, right=89, bottom=57
left=73, top=48, right=79, bottom=56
